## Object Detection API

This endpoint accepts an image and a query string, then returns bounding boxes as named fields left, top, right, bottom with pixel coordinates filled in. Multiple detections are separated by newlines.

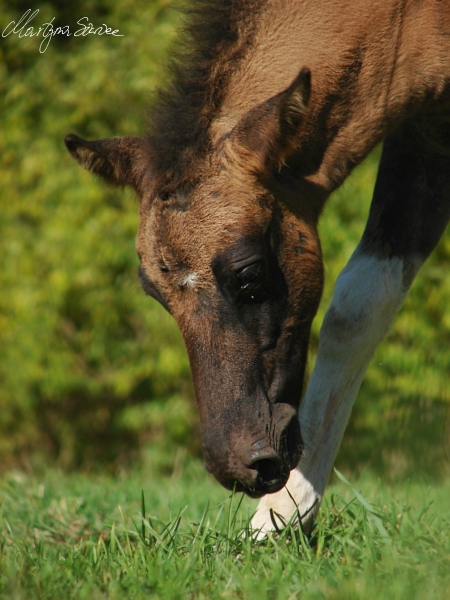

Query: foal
left=66, top=0, right=450, bottom=534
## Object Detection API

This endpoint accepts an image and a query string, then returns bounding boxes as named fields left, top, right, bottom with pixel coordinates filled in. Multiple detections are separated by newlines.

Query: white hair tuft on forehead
left=178, top=272, right=199, bottom=289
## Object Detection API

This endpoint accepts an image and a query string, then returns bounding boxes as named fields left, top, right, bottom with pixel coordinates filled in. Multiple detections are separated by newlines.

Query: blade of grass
left=334, top=468, right=390, bottom=539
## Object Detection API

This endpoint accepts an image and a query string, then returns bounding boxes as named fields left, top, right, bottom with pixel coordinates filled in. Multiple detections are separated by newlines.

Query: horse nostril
left=250, top=456, right=287, bottom=491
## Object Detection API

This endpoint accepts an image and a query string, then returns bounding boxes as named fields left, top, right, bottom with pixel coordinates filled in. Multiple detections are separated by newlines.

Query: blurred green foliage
left=0, top=0, right=198, bottom=468
left=1, top=1, right=448, bottom=473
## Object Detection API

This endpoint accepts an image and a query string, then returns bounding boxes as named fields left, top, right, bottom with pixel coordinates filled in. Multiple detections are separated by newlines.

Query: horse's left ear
left=64, top=134, right=151, bottom=192
left=223, top=67, right=311, bottom=175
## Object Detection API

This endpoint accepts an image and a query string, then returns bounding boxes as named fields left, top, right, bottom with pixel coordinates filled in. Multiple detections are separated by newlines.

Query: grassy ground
left=1, top=448, right=449, bottom=599
left=2, top=3, right=449, bottom=597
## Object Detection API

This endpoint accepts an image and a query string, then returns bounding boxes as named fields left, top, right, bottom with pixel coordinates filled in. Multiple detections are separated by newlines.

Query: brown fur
left=65, top=0, right=450, bottom=498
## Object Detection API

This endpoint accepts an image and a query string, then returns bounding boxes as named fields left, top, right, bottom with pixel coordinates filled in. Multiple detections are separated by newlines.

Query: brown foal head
left=65, top=69, right=324, bottom=497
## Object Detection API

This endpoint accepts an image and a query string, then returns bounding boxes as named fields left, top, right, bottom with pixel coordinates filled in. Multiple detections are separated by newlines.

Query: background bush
left=1, top=1, right=448, bottom=474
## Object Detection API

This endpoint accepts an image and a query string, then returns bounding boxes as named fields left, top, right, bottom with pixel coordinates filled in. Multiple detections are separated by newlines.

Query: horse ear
left=224, top=67, right=311, bottom=175
left=64, top=134, right=150, bottom=192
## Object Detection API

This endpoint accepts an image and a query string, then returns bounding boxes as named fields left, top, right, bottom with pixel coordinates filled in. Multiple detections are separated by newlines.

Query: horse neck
left=214, top=0, right=448, bottom=195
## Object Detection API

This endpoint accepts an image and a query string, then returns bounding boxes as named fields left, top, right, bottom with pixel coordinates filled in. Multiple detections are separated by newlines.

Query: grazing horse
left=65, top=0, right=450, bottom=534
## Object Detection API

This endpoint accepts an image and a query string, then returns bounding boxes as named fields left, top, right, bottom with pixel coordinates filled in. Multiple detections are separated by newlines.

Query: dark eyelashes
left=236, top=260, right=266, bottom=288
left=235, top=260, right=267, bottom=301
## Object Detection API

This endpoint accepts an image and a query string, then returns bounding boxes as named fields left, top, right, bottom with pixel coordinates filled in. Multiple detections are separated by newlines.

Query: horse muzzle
left=202, top=403, right=303, bottom=498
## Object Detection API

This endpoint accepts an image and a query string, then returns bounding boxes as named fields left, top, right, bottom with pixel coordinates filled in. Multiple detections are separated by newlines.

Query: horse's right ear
left=64, top=134, right=150, bottom=192
left=222, top=68, right=311, bottom=176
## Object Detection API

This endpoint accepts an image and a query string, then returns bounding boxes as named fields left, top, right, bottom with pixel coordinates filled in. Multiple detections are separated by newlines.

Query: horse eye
left=237, top=260, right=266, bottom=292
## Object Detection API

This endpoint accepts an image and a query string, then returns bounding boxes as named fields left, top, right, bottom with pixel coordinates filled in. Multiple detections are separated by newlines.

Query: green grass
left=1, top=3, right=449, bottom=597
left=1, top=450, right=449, bottom=599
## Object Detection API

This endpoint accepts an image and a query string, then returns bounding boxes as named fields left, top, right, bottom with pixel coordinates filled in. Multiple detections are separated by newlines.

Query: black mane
left=147, top=0, right=265, bottom=193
